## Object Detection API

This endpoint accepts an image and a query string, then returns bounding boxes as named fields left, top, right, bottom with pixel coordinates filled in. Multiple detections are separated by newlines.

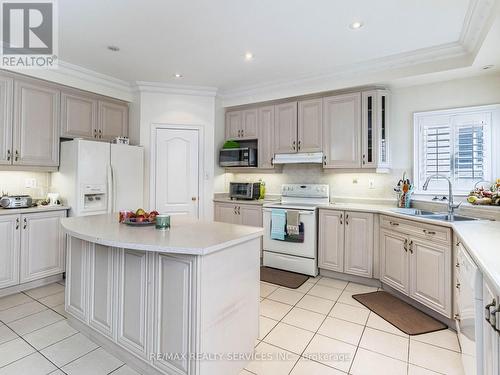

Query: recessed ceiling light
left=107, top=45, right=120, bottom=52
left=482, top=65, right=494, bottom=70
left=244, top=52, right=254, bottom=61
left=173, top=73, right=183, bottom=78
left=349, top=21, right=364, bottom=29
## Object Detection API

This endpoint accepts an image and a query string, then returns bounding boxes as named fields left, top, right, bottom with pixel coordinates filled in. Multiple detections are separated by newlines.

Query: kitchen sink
left=392, top=208, right=478, bottom=222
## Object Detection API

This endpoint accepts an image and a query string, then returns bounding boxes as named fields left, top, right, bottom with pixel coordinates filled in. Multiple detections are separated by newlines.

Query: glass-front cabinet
left=362, top=89, right=391, bottom=169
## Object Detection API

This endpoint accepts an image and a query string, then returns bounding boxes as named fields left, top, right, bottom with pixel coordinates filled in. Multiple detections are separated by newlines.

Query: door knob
left=191, top=197, right=197, bottom=201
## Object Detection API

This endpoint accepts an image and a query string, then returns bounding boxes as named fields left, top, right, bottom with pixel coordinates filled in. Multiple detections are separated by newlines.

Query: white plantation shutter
left=415, top=109, right=493, bottom=194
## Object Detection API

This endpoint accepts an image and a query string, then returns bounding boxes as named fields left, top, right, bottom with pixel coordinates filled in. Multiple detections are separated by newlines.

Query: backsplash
left=221, top=164, right=406, bottom=201
left=0, top=171, right=51, bottom=199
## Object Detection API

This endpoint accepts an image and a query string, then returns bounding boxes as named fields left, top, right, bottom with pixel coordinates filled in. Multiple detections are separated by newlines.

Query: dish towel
left=286, top=210, right=300, bottom=236
left=271, top=209, right=286, bottom=240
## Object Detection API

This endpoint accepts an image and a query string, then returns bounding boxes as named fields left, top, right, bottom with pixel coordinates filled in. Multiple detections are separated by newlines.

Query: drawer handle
left=7, top=149, right=11, bottom=161
left=456, top=282, right=460, bottom=290
left=455, top=262, right=460, bottom=268
left=15, top=218, right=19, bottom=230
left=389, top=221, right=399, bottom=226
left=340, top=213, right=343, bottom=225
left=14, top=150, right=19, bottom=162
left=485, top=299, right=496, bottom=323
left=23, top=217, right=27, bottom=229
left=403, top=239, right=408, bottom=252
left=423, top=229, right=436, bottom=235
left=454, top=313, right=461, bottom=322
left=456, top=241, right=461, bottom=247
left=408, top=240, right=414, bottom=254
left=345, top=214, right=349, bottom=225
left=323, top=155, right=327, bottom=166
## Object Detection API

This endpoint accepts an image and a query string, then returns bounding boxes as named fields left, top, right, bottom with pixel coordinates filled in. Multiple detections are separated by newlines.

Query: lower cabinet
left=214, top=202, right=263, bottom=227
left=380, top=216, right=452, bottom=317
left=0, top=210, right=65, bottom=290
left=483, top=279, right=499, bottom=375
left=318, top=209, right=374, bottom=278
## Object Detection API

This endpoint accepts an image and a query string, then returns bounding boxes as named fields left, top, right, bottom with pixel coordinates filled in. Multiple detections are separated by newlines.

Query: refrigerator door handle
left=107, top=164, right=114, bottom=213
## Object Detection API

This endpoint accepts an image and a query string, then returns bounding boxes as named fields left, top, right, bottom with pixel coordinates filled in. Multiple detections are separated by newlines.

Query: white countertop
left=320, top=203, right=500, bottom=294
left=213, top=196, right=280, bottom=206
left=0, top=205, right=69, bottom=215
left=61, top=214, right=264, bottom=256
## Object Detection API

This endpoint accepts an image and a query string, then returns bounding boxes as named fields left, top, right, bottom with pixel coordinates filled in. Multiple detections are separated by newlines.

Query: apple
left=135, top=215, right=146, bottom=223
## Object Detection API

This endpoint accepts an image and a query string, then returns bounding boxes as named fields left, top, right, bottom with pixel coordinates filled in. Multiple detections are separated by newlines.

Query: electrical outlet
left=368, top=179, right=375, bottom=189
left=352, top=178, right=358, bottom=184
left=25, top=178, right=37, bottom=188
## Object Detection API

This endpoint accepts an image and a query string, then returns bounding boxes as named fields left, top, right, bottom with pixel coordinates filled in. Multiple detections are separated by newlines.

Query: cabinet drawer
left=380, top=215, right=451, bottom=244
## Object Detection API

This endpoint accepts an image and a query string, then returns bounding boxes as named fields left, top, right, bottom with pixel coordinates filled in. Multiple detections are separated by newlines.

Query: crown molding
left=460, top=0, right=498, bottom=54
left=134, top=81, right=218, bottom=97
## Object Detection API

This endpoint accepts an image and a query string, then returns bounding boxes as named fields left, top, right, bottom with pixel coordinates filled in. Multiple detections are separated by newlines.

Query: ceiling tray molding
left=134, top=81, right=218, bottom=97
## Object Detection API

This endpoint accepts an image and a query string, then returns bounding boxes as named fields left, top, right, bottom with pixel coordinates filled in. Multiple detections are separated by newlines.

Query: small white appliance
left=52, top=139, right=144, bottom=217
left=263, top=184, right=329, bottom=276
left=456, top=243, right=484, bottom=375
left=0, top=195, right=33, bottom=209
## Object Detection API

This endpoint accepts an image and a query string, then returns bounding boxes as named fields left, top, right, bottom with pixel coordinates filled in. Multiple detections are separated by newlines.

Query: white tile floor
left=0, top=281, right=138, bottom=375
left=0, top=276, right=465, bottom=375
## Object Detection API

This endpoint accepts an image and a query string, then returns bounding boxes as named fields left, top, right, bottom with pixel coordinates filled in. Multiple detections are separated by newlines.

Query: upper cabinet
left=258, top=105, right=275, bottom=169
left=225, top=108, right=258, bottom=140
left=298, top=98, right=322, bottom=152
left=61, top=90, right=98, bottom=139
left=98, top=99, right=129, bottom=141
left=13, top=79, right=60, bottom=167
left=362, top=90, right=390, bottom=169
left=274, top=101, right=298, bottom=154
left=0, top=76, right=13, bottom=166
left=322, top=93, right=361, bottom=168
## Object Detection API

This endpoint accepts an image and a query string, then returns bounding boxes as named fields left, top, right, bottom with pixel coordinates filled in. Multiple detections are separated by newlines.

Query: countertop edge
left=0, top=205, right=70, bottom=215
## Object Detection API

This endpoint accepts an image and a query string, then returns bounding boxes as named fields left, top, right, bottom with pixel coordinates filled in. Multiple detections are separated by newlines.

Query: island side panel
left=198, top=237, right=260, bottom=375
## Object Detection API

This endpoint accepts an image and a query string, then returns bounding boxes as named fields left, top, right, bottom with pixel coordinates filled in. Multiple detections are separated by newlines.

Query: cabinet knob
left=456, top=282, right=460, bottom=290
left=291, top=141, right=296, bottom=151
left=14, top=150, right=19, bottom=162
left=408, top=240, right=414, bottom=254
left=323, top=155, right=327, bottom=166
left=15, top=218, right=19, bottom=230
left=345, top=214, right=349, bottom=225
left=454, top=313, right=461, bottom=322
left=6, top=149, right=11, bottom=161
left=340, top=213, right=343, bottom=225
left=485, top=299, right=496, bottom=323
left=389, top=221, right=399, bottom=226
left=94, top=129, right=97, bottom=138
left=23, top=217, right=27, bottom=229
left=298, top=140, right=301, bottom=151
left=98, top=129, right=102, bottom=139
left=423, top=229, right=436, bottom=235
left=403, top=239, right=408, bottom=252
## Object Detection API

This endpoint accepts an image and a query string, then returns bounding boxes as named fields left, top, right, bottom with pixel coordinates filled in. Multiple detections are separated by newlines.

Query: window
left=414, top=105, right=499, bottom=195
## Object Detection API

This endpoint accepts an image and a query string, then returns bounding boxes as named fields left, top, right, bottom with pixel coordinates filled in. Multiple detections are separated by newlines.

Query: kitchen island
left=61, top=214, right=263, bottom=375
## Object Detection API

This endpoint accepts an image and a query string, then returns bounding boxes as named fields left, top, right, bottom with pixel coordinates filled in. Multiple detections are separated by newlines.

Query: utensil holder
left=398, top=190, right=413, bottom=208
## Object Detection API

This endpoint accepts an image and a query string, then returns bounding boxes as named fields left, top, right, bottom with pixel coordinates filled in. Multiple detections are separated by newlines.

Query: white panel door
left=0, top=215, right=19, bottom=288
left=380, top=229, right=409, bottom=294
left=318, top=210, right=344, bottom=272
left=322, top=93, right=361, bottom=168
left=111, top=144, right=144, bottom=212
left=155, top=128, right=199, bottom=218
left=20, top=211, right=65, bottom=283
left=344, top=212, right=374, bottom=278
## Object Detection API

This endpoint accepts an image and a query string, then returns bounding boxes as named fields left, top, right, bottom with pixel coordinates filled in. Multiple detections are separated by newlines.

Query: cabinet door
left=66, top=237, right=88, bottom=322
left=0, top=75, right=13, bottom=165
left=409, top=238, right=451, bottom=317
left=225, top=111, right=242, bottom=139
left=298, top=99, right=322, bottom=152
left=483, top=281, right=499, bottom=375
left=89, top=244, right=115, bottom=338
left=13, top=79, right=60, bottom=167
left=153, top=254, right=195, bottom=375
left=20, top=211, right=65, bottom=283
left=318, top=210, right=344, bottom=272
left=274, top=102, right=297, bottom=154
left=61, top=90, right=98, bottom=139
left=322, top=93, right=361, bottom=168
left=0, top=215, right=19, bottom=288
left=242, top=109, right=258, bottom=138
left=258, top=105, right=275, bottom=169
left=239, top=205, right=263, bottom=227
left=98, top=100, right=128, bottom=141
left=362, top=91, right=377, bottom=168
left=214, top=203, right=238, bottom=224
left=380, top=229, right=409, bottom=294
left=344, top=212, right=374, bottom=278
left=117, top=249, right=149, bottom=358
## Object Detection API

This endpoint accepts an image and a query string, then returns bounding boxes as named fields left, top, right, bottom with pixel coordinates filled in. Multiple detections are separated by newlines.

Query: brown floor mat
left=260, top=266, right=309, bottom=289
left=353, top=291, right=447, bottom=335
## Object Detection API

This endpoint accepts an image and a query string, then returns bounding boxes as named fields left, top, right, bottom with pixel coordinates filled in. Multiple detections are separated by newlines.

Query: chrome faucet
left=422, top=174, right=462, bottom=217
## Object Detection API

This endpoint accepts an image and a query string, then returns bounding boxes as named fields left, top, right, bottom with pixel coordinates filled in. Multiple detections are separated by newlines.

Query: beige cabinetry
left=318, top=209, right=374, bottom=278
left=379, top=215, right=452, bottom=317
left=214, top=202, right=263, bottom=227
left=98, top=99, right=129, bottom=141
left=0, top=76, right=13, bottom=165
left=257, top=105, right=275, bottom=169
left=13, top=78, right=60, bottom=167
left=0, top=210, right=66, bottom=293
left=298, top=98, right=322, bottom=152
left=482, top=279, right=499, bottom=375
left=362, top=90, right=390, bottom=169
left=225, top=109, right=258, bottom=140
left=274, top=102, right=298, bottom=154
left=322, top=93, right=362, bottom=168
left=61, top=90, right=98, bottom=139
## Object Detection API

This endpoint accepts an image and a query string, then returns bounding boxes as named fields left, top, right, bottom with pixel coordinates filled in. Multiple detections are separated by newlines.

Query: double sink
left=392, top=208, right=479, bottom=222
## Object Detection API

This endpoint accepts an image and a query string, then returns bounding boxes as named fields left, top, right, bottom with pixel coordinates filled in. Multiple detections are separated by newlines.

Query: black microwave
left=219, top=147, right=257, bottom=167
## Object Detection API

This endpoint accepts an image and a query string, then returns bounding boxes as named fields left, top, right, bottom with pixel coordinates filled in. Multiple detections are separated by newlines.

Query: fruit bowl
left=123, top=218, right=156, bottom=226
left=119, top=209, right=159, bottom=225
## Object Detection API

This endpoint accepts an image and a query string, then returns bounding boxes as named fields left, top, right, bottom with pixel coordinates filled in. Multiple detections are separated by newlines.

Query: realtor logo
left=1, top=0, right=58, bottom=68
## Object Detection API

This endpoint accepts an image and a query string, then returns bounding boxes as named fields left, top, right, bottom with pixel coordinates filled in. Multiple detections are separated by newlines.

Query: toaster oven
left=229, top=182, right=261, bottom=200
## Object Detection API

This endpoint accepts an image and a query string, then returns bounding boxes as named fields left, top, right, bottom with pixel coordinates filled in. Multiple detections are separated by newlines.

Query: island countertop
left=61, top=213, right=264, bottom=255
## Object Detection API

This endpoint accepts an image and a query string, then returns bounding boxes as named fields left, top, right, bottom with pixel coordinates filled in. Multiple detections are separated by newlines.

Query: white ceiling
left=59, top=0, right=482, bottom=93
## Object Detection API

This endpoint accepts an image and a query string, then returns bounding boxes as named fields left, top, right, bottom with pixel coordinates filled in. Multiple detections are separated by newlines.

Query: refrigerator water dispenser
left=82, top=184, right=107, bottom=212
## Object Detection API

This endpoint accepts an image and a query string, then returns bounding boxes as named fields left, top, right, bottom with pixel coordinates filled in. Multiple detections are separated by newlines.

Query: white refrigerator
left=52, top=139, right=144, bottom=217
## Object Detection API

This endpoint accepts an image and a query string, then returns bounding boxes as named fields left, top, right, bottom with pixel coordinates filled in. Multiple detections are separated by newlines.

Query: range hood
left=273, top=152, right=324, bottom=164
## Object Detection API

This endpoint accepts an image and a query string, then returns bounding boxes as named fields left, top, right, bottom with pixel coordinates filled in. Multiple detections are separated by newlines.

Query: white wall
left=137, top=91, right=216, bottom=219
left=218, top=73, right=500, bottom=199
left=0, top=171, right=51, bottom=199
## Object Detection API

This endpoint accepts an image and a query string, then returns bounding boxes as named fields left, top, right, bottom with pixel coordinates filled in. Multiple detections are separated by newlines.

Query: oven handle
left=263, top=208, right=314, bottom=215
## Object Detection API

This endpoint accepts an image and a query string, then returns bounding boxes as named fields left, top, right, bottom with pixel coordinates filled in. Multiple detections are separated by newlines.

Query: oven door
left=262, top=208, right=316, bottom=259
